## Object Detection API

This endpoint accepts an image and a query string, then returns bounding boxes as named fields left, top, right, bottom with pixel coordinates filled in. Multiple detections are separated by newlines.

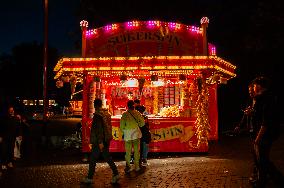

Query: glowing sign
left=121, top=78, right=138, bottom=87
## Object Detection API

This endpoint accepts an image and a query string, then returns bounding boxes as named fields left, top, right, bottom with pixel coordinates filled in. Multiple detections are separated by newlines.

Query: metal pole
left=43, top=0, right=48, bottom=122
left=200, top=17, right=209, bottom=56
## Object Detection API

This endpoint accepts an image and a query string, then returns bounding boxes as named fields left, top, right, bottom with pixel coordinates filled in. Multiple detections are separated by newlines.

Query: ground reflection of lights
left=8, top=156, right=250, bottom=187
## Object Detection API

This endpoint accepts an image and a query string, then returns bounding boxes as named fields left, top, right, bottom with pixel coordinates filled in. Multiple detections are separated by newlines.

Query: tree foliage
left=0, top=42, right=59, bottom=99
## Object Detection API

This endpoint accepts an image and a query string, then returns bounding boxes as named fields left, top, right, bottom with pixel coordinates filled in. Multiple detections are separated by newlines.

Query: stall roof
left=54, top=55, right=236, bottom=80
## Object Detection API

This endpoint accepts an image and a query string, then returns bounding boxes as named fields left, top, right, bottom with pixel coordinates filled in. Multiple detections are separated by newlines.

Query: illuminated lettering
left=128, top=33, right=136, bottom=42
left=107, top=31, right=180, bottom=46
left=111, top=124, right=192, bottom=142
left=151, top=124, right=185, bottom=142
left=136, top=32, right=143, bottom=40
left=166, top=80, right=185, bottom=85
left=153, top=32, right=161, bottom=41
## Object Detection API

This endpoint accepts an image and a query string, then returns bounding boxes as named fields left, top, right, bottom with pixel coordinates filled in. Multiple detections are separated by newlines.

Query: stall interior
left=85, top=70, right=206, bottom=119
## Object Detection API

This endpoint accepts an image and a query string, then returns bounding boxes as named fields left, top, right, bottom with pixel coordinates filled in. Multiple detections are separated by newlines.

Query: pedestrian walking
left=247, top=76, right=281, bottom=187
left=81, top=98, right=119, bottom=184
left=120, top=100, right=145, bottom=173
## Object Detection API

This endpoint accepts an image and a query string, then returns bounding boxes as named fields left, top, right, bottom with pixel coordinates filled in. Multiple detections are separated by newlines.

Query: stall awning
left=54, top=55, right=236, bottom=81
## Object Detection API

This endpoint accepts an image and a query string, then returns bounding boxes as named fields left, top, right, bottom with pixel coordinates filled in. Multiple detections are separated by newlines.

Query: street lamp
left=43, top=0, right=48, bottom=122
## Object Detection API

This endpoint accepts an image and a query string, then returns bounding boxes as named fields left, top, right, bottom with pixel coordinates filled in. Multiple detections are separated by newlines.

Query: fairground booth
left=53, top=17, right=236, bottom=153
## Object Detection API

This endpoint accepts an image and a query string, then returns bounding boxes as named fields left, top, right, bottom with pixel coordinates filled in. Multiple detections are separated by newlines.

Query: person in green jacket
left=120, top=100, right=145, bottom=173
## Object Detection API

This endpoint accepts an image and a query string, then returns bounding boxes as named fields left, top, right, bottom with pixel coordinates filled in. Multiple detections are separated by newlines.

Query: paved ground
left=0, top=118, right=284, bottom=188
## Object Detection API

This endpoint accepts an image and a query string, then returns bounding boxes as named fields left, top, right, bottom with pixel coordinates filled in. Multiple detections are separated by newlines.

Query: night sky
left=0, top=0, right=79, bottom=55
left=1, top=0, right=283, bottom=128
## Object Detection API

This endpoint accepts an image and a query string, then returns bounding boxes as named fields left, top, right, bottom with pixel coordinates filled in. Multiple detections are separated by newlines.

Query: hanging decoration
left=206, top=73, right=220, bottom=84
left=197, top=77, right=203, bottom=94
left=188, top=80, right=199, bottom=109
left=152, top=87, right=159, bottom=114
left=138, top=77, right=146, bottom=94
left=194, top=78, right=210, bottom=147
left=70, top=75, right=77, bottom=94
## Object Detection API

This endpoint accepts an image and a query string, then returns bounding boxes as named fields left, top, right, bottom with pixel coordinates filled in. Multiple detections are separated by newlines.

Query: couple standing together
left=235, top=76, right=282, bottom=187
left=81, top=99, right=149, bottom=184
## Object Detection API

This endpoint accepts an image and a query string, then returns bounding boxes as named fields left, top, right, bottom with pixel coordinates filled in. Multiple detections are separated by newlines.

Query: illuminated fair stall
left=53, top=18, right=236, bottom=152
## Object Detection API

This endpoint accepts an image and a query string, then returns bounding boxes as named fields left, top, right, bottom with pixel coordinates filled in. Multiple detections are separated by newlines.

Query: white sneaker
left=81, top=177, right=93, bottom=184
left=111, top=174, right=120, bottom=184
left=141, top=159, right=148, bottom=166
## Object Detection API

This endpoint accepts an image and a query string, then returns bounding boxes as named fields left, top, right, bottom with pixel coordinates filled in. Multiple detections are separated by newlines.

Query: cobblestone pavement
left=1, top=122, right=284, bottom=188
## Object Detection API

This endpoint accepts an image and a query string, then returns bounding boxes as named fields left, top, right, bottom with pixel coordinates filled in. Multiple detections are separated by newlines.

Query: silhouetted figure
left=81, top=98, right=119, bottom=184
left=0, top=106, right=21, bottom=169
left=135, top=105, right=151, bottom=167
left=248, top=76, right=282, bottom=187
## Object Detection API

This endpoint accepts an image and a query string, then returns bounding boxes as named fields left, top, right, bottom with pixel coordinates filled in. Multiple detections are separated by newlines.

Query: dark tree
left=0, top=42, right=59, bottom=99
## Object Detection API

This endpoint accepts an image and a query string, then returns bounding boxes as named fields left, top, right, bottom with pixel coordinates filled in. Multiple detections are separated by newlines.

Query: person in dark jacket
left=234, top=83, right=260, bottom=183
left=135, top=105, right=151, bottom=166
left=81, top=98, right=119, bottom=184
left=0, top=106, right=22, bottom=169
left=249, top=76, right=282, bottom=187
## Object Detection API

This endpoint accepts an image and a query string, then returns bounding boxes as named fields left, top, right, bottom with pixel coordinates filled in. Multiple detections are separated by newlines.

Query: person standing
left=81, top=98, right=119, bottom=184
left=234, top=83, right=259, bottom=183
left=120, top=100, right=145, bottom=173
left=0, top=106, right=21, bottom=169
left=133, top=99, right=141, bottom=109
left=135, top=105, right=151, bottom=166
left=134, top=99, right=148, bottom=115
left=249, top=76, right=280, bottom=187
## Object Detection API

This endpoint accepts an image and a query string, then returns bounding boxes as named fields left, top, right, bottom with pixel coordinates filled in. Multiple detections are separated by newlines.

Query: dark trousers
left=254, top=139, right=273, bottom=186
left=257, top=141, right=272, bottom=183
left=1, top=137, right=15, bottom=164
left=140, top=139, right=143, bottom=163
left=21, top=135, right=32, bottom=159
left=252, top=138, right=284, bottom=187
left=87, top=141, right=118, bottom=179
left=250, top=135, right=258, bottom=176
